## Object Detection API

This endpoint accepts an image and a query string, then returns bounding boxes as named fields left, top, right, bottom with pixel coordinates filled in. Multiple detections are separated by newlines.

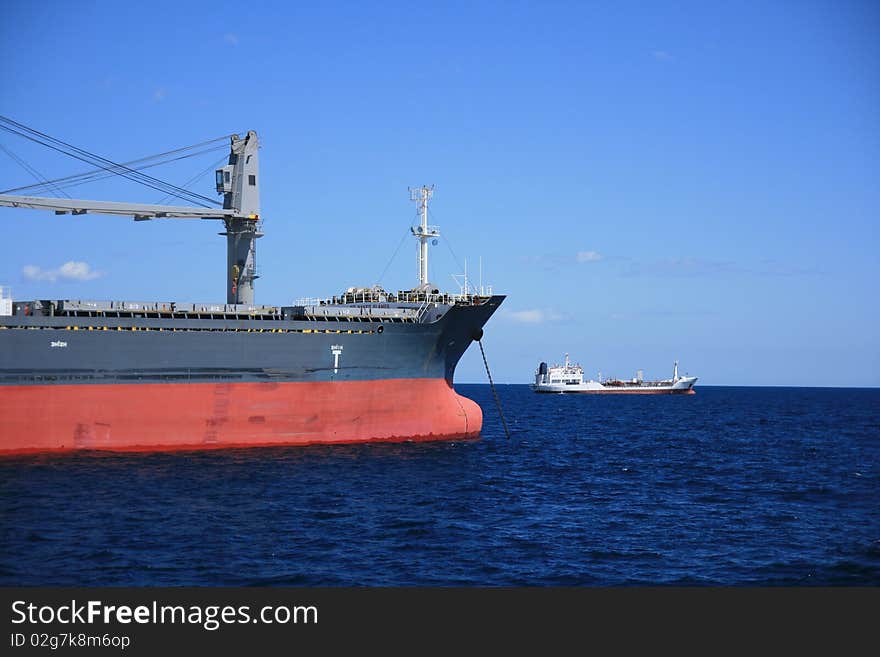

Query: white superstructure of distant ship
left=531, top=354, right=697, bottom=394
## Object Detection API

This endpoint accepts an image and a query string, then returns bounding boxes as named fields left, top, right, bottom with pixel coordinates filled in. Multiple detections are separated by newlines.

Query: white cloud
left=58, top=261, right=102, bottom=280
left=224, top=33, right=239, bottom=46
left=576, top=250, right=602, bottom=263
left=652, top=50, right=674, bottom=62
left=153, top=88, right=166, bottom=102
left=509, top=310, right=544, bottom=323
left=502, top=309, right=564, bottom=324
left=23, top=261, right=103, bottom=283
left=22, top=265, right=52, bottom=281
left=623, top=257, right=737, bottom=277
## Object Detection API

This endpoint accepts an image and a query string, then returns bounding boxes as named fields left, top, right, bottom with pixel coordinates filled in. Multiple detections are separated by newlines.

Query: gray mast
left=215, top=131, right=262, bottom=304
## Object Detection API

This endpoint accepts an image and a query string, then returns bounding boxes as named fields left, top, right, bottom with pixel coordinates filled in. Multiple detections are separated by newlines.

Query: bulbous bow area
left=451, top=385, right=483, bottom=438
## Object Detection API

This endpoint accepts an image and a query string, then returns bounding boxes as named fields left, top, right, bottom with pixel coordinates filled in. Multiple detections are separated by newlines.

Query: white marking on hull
left=331, top=344, right=343, bottom=373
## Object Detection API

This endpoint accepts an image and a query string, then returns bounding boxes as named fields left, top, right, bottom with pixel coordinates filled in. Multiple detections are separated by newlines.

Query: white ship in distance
left=531, top=354, right=697, bottom=394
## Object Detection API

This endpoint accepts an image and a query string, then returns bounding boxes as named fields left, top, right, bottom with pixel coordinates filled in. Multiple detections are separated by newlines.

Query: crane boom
left=0, top=194, right=237, bottom=220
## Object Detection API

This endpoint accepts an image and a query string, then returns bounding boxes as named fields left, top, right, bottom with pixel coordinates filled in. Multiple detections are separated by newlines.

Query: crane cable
left=0, top=117, right=222, bottom=206
left=376, top=227, right=412, bottom=285
left=0, top=115, right=222, bottom=205
left=0, top=141, right=228, bottom=195
left=0, top=143, right=71, bottom=199
left=0, top=122, right=217, bottom=207
left=0, top=116, right=224, bottom=207
left=154, top=154, right=229, bottom=205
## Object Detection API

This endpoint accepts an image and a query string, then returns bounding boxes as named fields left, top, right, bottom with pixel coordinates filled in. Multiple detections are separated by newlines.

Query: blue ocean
left=1, top=385, right=878, bottom=586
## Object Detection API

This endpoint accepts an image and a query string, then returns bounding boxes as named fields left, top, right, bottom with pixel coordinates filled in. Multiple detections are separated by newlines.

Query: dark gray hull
left=0, top=297, right=503, bottom=386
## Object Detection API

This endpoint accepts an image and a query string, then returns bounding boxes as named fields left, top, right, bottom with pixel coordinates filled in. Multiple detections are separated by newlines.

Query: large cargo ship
left=0, top=125, right=503, bottom=454
left=531, top=354, right=697, bottom=394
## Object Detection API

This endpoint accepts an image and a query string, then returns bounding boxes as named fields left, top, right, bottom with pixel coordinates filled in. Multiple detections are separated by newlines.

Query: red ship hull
left=0, top=378, right=482, bottom=455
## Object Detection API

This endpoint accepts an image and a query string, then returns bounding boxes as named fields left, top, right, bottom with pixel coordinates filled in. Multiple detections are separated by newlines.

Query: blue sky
left=1, top=0, right=877, bottom=386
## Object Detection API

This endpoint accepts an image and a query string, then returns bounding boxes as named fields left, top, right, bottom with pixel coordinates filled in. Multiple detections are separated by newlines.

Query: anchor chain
left=477, top=337, right=511, bottom=440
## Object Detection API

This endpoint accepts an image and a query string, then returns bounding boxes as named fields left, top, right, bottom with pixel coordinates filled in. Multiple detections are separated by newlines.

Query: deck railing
left=295, top=289, right=489, bottom=307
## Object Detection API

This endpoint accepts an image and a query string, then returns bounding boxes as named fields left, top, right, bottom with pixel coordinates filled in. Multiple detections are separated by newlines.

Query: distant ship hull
left=529, top=380, right=697, bottom=394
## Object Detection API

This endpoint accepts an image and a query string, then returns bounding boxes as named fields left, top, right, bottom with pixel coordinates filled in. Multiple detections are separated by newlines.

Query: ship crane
left=0, top=117, right=262, bottom=304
